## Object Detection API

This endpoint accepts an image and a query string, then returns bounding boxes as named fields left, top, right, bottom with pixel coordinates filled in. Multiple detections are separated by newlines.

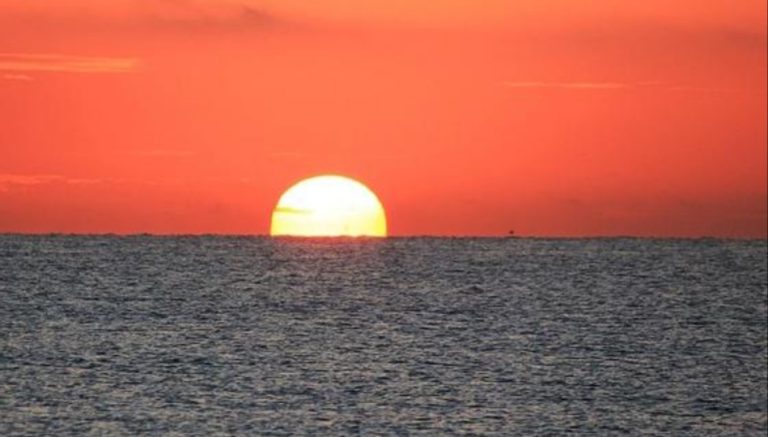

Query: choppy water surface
left=1, top=236, right=766, bottom=435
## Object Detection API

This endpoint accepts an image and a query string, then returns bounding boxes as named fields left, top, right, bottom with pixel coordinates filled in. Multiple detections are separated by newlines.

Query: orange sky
left=1, top=0, right=766, bottom=237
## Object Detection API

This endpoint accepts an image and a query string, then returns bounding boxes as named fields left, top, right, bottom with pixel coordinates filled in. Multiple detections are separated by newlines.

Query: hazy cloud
left=146, top=6, right=280, bottom=32
left=0, top=53, right=139, bottom=74
left=0, top=2, right=285, bottom=36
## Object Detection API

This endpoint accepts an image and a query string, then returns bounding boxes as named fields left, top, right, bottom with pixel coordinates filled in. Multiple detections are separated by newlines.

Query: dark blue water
left=1, top=236, right=766, bottom=435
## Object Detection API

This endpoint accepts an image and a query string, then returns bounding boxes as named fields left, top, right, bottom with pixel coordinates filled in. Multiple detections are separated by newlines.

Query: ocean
left=1, top=236, right=766, bottom=435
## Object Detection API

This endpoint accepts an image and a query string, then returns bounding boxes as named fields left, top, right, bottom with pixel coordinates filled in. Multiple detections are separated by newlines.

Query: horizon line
left=0, top=232, right=764, bottom=241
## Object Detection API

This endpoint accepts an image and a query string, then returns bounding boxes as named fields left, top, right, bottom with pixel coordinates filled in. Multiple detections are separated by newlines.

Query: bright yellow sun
left=270, top=175, right=387, bottom=237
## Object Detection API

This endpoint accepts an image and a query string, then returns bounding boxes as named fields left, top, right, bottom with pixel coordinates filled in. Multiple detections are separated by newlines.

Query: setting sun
left=270, top=175, right=387, bottom=237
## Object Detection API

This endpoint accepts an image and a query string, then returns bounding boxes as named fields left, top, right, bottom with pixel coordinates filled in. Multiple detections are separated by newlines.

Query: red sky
left=1, top=0, right=766, bottom=237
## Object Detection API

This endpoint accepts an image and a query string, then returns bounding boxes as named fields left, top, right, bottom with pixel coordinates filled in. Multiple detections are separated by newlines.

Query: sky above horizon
left=1, top=0, right=766, bottom=237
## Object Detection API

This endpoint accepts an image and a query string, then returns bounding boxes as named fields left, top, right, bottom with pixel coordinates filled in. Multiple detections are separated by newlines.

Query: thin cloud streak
left=126, top=149, right=196, bottom=157
left=501, top=81, right=760, bottom=93
left=0, top=53, right=139, bottom=74
left=502, top=81, right=631, bottom=90
left=274, top=206, right=313, bottom=215
left=2, top=73, right=33, bottom=81
left=0, top=174, right=109, bottom=192
left=0, top=174, right=61, bottom=186
left=0, top=174, right=200, bottom=192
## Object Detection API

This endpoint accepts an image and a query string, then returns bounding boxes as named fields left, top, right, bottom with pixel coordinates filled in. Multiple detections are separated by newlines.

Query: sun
left=270, top=175, right=387, bottom=237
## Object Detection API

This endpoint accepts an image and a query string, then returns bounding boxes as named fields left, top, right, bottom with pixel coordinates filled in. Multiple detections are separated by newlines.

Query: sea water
left=1, top=236, right=766, bottom=435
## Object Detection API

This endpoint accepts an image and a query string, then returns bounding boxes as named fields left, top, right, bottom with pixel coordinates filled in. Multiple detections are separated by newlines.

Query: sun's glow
left=270, top=175, right=387, bottom=237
